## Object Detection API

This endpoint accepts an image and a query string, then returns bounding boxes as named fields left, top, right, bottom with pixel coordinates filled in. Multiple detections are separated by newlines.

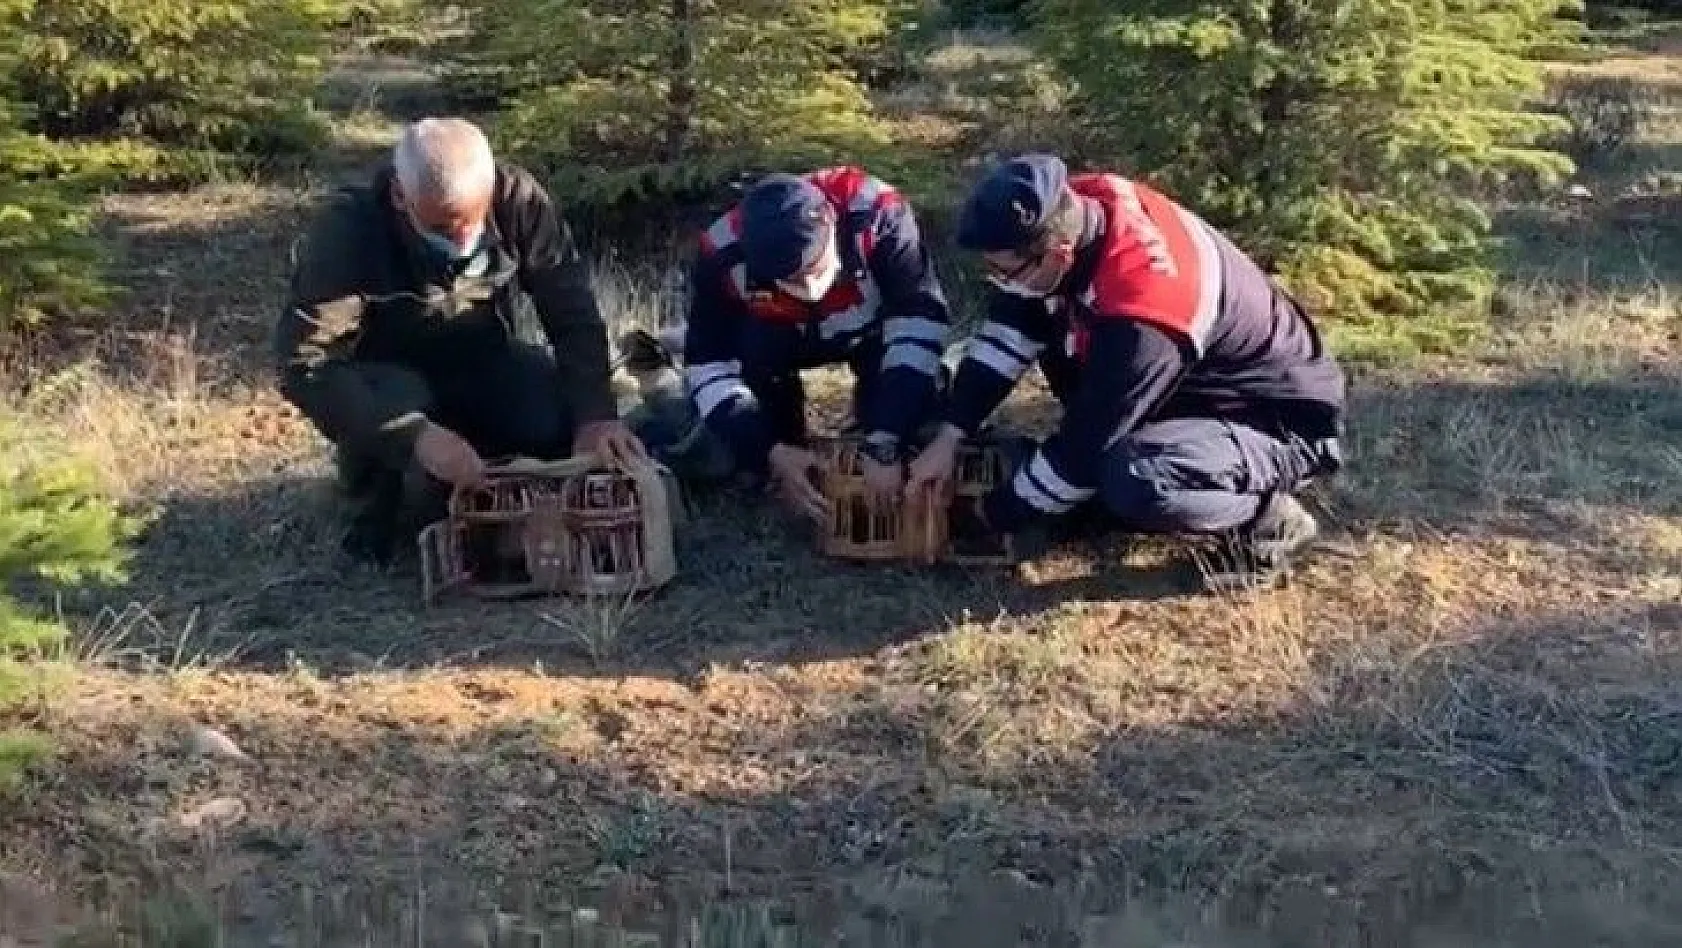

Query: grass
left=3, top=11, right=1682, bottom=948
left=538, top=591, right=647, bottom=666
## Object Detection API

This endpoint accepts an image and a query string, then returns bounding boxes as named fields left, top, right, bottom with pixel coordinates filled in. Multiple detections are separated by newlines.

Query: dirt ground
left=4, top=19, right=1682, bottom=948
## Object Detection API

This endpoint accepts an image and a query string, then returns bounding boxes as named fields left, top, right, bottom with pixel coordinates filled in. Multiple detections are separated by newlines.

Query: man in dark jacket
left=274, top=117, right=645, bottom=564
left=663, top=166, right=953, bottom=521
left=907, top=154, right=1346, bottom=579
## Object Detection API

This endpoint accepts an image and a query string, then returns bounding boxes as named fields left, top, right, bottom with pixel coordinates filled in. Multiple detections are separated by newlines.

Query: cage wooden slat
left=418, top=456, right=678, bottom=604
left=811, top=436, right=1013, bottom=567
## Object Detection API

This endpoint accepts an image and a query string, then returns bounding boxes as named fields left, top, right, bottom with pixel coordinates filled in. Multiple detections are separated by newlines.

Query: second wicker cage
left=814, top=435, right=1013, bottom=565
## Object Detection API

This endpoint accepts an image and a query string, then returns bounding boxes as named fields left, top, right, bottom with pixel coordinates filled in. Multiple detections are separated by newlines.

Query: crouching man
left=273, top=117, right=645, bottom=564
left=908, top=154, right=1347, bottom=581
left=635, top=166, right=953, bottom=522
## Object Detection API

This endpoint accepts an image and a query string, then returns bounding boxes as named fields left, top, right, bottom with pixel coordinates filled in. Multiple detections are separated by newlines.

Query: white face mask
left=987, top=274, right=1052, bottom=299
left=778, top=241, right=842, bottom=302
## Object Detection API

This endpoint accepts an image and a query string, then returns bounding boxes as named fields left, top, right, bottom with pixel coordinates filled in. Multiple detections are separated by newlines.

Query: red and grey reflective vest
left=946, top=172, right=1346, bottom=518
left=1065, top=173, right=1224, bottom=360
left=682, top=166, right=952, bottom=469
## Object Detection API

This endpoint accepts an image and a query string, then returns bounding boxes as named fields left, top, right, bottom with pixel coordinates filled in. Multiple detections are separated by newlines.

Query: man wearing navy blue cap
left=656, top=166, right=954, bottom=521
left=907, top=154, right=1347, bottom=581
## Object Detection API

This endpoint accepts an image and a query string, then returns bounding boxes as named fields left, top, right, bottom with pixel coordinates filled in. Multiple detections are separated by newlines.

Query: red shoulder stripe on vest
left=699, top=207, right=742, bottom=255
left=807, top=166, right=901, bottom=261
left=1073, top=174, right=1221, bottom=353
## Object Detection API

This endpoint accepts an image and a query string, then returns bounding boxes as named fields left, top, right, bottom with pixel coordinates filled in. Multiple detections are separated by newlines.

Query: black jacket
left=273, top=161, right=617, bottom=464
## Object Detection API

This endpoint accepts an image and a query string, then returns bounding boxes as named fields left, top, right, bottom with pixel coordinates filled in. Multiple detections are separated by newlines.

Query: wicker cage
left=813, top=436, right=1013, bottom=566
left=816, top=437, right=944, bottom=563
left=946, top=439, right=1015, bottom=566
left=419, top=456, right=679, bottom=605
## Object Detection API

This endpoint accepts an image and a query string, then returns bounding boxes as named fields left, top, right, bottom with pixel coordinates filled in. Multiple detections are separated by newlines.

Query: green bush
left=1034, top=0, right=1583, bottom=358
left=450, top=0, right=902, bottom=219
left=6, top=0, right=344, bottom=165
left=0, top=4, right=106, bottom=333
left=0, top=138, right=107, bottom=332
left=0, top=423, right=136, bottom=793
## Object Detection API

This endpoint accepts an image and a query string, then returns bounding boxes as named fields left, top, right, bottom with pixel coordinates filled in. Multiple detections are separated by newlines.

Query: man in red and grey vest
left=670, top=167, right=954, bottom=520
left=908, top=154, right=1346, bottom=578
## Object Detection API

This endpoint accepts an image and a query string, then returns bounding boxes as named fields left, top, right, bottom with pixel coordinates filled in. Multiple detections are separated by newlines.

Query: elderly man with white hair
left=275, top=117, right=645, bottom=564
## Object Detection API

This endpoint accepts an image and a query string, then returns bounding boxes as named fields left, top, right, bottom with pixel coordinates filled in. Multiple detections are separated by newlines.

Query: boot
left=618, top=327, right=675, bottom=376
left=1244, top=492, right=1320, bottom=571
left=1203, top=492, right=1319, bottom=590
left=341, top=470, right=405, bottom=566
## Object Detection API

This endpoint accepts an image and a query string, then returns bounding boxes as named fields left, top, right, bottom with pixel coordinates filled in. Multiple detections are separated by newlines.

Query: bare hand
left=860, top=455, right=903, bottom=501
left=906, top=424, right=963, bottom=498
left=768, top=443, right=830, bottom=523
left=414, top=421, right=486, bottom=488
left=576, top=419, right=649, bottom=470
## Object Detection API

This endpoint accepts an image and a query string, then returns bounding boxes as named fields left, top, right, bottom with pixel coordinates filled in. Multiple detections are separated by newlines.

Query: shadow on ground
left=68, top=352, right=1682, bottom=680
left=1492, top=196, right=1682, bottom=294
left=13, top=598, right=1682, bottom=946
left=96, top=469, right=1201, bottom=679
left=1334, top=368, right=1682, bottom=569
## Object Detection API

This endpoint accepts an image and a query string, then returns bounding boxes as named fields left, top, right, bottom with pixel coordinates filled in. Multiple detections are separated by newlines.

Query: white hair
left=392, top=117, right=496, bottom=207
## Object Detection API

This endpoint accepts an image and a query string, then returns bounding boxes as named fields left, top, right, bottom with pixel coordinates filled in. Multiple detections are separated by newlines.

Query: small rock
left=178, top=797, right=248, bottom=833
left=187, top=726, right=249, bottom=762
left=535, top=767, right=560, bottom=792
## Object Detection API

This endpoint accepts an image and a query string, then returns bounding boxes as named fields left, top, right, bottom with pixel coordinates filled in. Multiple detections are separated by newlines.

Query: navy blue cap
left=956, top=154, right=1069, bottom=252
left=740, top=174, right=831, bottom=283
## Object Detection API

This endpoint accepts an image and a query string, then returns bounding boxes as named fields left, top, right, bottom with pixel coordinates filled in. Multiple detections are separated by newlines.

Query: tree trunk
left=664, top=0, right=696, bottom=161
left=1250, top=0, right=1304, bottom=201
left=1262, top=0, right=1300, bottom=127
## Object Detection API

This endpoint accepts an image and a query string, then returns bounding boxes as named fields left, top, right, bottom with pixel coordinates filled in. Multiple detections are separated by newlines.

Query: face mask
left=986, top=251, right=1068, bottom=300
left=420, top=222, right=484, bottom=262
left=988, top=274, right=1052, bottom=299
left=778, top=242, right=842, bottom=302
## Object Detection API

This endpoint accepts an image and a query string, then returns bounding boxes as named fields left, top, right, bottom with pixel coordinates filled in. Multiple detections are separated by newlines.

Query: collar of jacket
left=373, top=164, right=510, bottom=284
left=1060, top=195, right=1109, bottom=300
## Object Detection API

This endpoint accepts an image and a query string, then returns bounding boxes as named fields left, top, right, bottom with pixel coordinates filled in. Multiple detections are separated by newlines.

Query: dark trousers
left=1097, top=417, right=1335, bottom=534
left=743, top=336, right=887, bottom=446
left=338, top=342, right=576, bottom=510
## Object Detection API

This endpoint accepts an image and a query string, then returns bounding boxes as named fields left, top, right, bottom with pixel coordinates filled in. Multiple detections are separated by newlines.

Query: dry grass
left=3, top=20, right=1682, bottom=948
